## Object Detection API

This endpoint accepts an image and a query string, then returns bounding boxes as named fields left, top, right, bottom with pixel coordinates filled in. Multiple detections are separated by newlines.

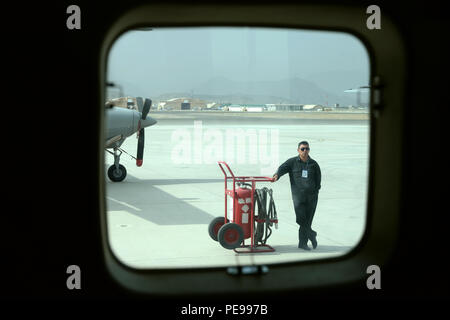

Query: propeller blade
left=136, top=97, right=151, bottom=166
left=142, top=98, right=151, bottom=120
left=136, top=97, right=144, bottom=112
left=136, top=129, right=145, bottom=167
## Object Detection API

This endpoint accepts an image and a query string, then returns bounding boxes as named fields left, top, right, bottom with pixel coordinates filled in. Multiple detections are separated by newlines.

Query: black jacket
left=276, top=156, right=321, bottom=195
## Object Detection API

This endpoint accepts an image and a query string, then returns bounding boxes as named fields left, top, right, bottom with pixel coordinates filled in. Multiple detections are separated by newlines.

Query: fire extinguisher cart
left=208, top=161, right=278, bottom=253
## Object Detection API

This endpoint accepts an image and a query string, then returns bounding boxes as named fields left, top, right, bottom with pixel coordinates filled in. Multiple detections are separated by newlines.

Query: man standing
left=272, top=141, right=321, bottom=250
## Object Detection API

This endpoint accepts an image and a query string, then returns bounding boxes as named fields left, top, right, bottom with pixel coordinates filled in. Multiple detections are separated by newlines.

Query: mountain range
left=154, top=76, right=366, bottom=106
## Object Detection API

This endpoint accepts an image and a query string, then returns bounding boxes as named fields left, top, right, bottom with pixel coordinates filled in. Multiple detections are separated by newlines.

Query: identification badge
left=302, top=170, right=308, bottom=178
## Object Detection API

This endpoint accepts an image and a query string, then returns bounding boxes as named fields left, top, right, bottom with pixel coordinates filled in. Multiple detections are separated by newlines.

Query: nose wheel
left=108, top=164, right=127, bottom=182
left=107, top=147, right=127, bottom=182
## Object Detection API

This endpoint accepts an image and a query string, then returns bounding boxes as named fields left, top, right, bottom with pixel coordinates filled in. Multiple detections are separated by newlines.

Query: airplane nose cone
left=141, top=116, right=157, bottom=128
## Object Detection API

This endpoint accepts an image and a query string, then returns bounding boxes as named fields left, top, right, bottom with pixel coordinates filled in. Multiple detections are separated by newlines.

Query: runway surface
left=105, top=112, right=369, bottom=269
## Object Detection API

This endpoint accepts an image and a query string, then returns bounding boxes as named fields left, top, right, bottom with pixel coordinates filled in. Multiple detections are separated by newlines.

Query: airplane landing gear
left=107, top=148, right=127, bottom=182
left=108, top=164, right=127, bottom=182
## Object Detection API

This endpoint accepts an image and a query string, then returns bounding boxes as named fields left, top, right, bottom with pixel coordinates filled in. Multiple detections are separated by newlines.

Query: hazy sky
left=107, top=27, right=369, bottom=99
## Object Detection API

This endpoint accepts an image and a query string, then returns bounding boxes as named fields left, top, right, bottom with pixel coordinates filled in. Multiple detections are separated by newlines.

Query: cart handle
left=217, top=161, right=235, bottom=178
left=218, top=161, right=275, bottom=182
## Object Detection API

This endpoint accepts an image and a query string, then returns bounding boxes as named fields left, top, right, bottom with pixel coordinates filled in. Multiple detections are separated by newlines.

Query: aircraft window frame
left=99, top=4, right=405, bottom=295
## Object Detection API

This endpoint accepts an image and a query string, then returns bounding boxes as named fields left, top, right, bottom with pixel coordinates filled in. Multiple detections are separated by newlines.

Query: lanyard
left=299, top=157, right=309, bottom=178
left=299, top=157, right=309, bottom=170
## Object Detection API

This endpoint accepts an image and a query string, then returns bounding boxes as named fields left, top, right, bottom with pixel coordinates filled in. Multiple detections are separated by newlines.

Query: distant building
left=228, top=104, right=244, bottom=112
left=223, top=104, right=265, bottom=112
left=160, top=98, right=208, bottom=110
left=265, top=104, right=303, bottom=111
left=181, top=100, right=191, bottom=110
left=206, top=102, right=218, bottom=109
left=303, top=104, right=323, bottom=111
left=105, top=96, right=137, bottom=109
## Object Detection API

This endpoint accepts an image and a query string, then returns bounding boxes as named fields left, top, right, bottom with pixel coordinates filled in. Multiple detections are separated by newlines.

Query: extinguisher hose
left=253, top=187, right=278, bottom=245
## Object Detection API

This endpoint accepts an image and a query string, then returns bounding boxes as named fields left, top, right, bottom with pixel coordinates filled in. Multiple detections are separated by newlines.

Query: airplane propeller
left=136, top=97, right=152, bottom=167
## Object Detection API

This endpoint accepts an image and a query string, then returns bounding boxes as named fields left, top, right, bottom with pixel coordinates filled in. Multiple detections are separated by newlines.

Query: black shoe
left=298, top=244, right=311, bottom=251
left=310, top=235, right=317, bottom=249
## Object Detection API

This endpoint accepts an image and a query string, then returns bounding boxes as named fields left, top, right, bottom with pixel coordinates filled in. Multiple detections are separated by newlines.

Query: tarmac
left=105, top=111, right=369, bottom=269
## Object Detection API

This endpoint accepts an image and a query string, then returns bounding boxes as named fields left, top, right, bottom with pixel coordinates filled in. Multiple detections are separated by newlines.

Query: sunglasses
left=300, top=147, right=310, bottom=151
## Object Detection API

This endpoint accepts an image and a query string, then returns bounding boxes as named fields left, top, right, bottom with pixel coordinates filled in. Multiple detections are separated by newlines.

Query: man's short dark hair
left=298, top=141, right=309, bottom=148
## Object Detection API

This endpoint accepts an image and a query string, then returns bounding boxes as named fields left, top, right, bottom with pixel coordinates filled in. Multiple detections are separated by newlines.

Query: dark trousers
left=293, top=192, right=318, bottom=246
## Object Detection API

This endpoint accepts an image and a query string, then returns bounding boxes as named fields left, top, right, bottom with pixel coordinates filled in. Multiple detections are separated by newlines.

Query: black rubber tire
left=218, top=223, right=244, bottom=250
left=108, top=164, right=127, bottom=182
left=208, top=216, right=228, bottom=241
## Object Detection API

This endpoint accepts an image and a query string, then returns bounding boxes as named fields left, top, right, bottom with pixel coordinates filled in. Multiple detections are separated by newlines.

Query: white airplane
left=105, top=97, right=157, bottom=182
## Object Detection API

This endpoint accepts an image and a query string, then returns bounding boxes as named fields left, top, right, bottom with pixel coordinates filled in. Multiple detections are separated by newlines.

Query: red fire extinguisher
left=234, top=184, right=253, bottom=239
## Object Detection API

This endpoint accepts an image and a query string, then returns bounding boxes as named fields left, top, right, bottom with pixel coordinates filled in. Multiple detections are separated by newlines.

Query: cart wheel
left=208, top=216, right=229, bottom=241
left=218, top=223, right=244, bottom=249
